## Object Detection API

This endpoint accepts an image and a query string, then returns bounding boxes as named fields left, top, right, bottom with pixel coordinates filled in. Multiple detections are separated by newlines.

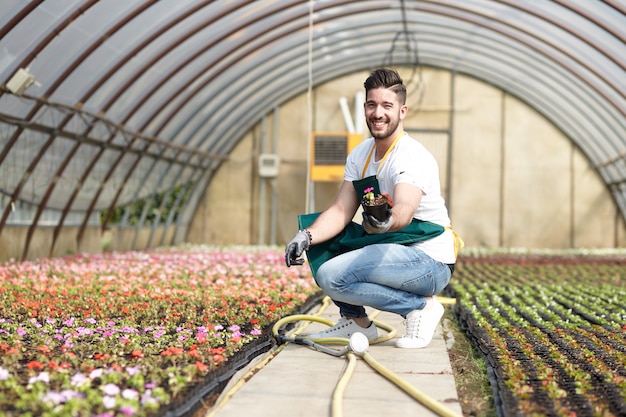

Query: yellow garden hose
left=271, top=311, right=396, bottom=347
left=271, top=296, right=460, bottom=417
left=331, top=351, right=358, bottom=417
left=359, top=350, right=460, bottom=417
left=210, top=296, right=460, bottom=417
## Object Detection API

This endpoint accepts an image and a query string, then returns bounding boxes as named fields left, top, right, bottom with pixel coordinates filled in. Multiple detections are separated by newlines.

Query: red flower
left=160, top=346, right=184, bottom=356
left=195, top=361, right=208, bottom=372
left=37, top=345, right=51, bottom=354
left=209, top=347, right=225, bottom=355
left=131, top=350, right=143, bottom=358
left=26, top=360, right=45, bottom=370
left=94, top=353, right=110, bottom=361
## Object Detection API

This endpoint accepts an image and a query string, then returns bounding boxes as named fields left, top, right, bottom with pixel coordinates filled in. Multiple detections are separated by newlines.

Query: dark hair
left=363, top=68, right=406, bottom=105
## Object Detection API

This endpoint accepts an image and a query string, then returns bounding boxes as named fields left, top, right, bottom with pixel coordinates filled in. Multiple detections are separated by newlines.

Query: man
left=285, top=68, right=458, bottom=349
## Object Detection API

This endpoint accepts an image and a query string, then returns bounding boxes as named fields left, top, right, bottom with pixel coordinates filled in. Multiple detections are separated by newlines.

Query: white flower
left=71, top=372, right=90, bottom=387
left=89, top=368, right=104, bottom=379
left=42, top=391, right=65, bottom=405
left=101, top=383, right=120, bottom=396
left=122, top=388, right=139, bottom=400
left=103, top=395, right=116, bottom=409
left=141, top=390, right=158, bottom=406
left=125, top=365, right=140, bottom=376
left=28, top=372, right=50, bottom=384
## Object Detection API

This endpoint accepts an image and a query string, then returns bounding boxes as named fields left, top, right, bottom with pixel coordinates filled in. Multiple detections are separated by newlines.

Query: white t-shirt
left=345, top=133, right=457, bottom=264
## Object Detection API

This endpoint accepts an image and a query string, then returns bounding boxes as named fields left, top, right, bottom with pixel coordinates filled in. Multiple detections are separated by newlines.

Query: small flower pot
left=362, top=194, right=390, bottom=222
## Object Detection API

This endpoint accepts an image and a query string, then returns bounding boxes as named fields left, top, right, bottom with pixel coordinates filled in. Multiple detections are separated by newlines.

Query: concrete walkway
left=205, top=300, right=463, bottom=417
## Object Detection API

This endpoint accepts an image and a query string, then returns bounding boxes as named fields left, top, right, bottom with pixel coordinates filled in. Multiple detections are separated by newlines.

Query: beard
left=366, top=116, right=400, bottom=140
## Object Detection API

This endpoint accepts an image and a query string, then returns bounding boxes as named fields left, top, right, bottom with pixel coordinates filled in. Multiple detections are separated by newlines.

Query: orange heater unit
left=310, top=132, right=362, bottom=181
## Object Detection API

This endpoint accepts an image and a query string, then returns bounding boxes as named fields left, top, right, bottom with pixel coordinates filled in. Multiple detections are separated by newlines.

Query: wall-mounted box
left=310, top=132, right=362, bottom=181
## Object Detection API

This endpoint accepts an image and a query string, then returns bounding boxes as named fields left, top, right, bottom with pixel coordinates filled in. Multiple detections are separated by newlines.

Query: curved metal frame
left=0, top=0, right=624, bottom=259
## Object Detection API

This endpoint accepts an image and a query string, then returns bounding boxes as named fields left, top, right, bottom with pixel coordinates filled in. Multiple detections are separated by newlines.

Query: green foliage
left=451, top=252, right=626, bottom=416
left=101, top=184, right=192, bottom=226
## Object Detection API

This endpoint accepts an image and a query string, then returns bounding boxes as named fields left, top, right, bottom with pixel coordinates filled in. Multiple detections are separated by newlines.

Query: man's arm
left=387, top=182, right=422, bottom=231
left=304, top=180, right=360, bottom=244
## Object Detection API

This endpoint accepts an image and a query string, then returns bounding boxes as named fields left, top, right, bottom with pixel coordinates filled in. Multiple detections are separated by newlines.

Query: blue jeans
left=314, top=243, right=452, bottom=319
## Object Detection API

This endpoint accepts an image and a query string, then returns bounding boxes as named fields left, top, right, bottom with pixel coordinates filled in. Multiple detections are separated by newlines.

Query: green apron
left=298, top=212, right=444, bottom=278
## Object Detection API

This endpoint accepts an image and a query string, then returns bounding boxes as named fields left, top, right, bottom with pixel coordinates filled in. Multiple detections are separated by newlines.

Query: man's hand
left=362, top=211, right=392, bottom=234
left=285, top=230, right=311, bottom=267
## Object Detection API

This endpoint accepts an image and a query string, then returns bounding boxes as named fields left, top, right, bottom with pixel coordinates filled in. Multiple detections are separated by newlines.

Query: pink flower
left=119, top=405, right=136, bottom=416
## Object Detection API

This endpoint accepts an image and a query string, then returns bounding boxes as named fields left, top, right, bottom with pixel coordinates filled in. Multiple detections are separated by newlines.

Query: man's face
left=364, top=87, right=407, bottom=140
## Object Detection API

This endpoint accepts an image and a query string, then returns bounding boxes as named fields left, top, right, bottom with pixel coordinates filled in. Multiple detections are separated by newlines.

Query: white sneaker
left=307, top=318, right=379, bottom=341
left=395, top=298, right=444, bottom=349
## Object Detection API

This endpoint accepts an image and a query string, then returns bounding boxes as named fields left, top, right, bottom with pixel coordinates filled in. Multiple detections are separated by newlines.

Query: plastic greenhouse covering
left=0, top=0, right=624, bottom=259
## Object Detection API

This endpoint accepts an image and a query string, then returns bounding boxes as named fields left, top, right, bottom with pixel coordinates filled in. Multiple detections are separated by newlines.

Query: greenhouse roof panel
left=0, top=0, right=624, bottom=253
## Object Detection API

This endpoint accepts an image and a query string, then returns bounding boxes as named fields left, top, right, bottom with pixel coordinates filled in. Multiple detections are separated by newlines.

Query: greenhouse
left=0, top=1, right=625, bottom=417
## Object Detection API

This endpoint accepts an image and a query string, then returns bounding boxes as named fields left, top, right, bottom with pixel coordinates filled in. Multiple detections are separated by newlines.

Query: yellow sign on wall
left=310, top=132, right=362, bottom=181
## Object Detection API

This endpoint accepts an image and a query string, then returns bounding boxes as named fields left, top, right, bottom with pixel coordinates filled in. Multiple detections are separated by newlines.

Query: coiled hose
left=208, top=296, right=460, bottom=417
left=271, top=297, right=461, bottom=417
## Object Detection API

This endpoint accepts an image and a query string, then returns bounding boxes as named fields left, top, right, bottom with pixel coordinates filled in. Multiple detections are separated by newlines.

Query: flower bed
left=3, top=245, right=625, bottom=416
left=0, top=246, right=319, bottom=416
left=448, top=249, right=626, bottom=417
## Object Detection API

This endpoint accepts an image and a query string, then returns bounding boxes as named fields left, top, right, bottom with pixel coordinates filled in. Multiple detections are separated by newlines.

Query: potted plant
left=361, top=187, right=391, bottom=222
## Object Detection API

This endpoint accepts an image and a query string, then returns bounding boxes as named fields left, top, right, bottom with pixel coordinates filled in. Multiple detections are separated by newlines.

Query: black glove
left=285, top=230, right=311, bottom=267
left=362, top=212, right=392, bottom=234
